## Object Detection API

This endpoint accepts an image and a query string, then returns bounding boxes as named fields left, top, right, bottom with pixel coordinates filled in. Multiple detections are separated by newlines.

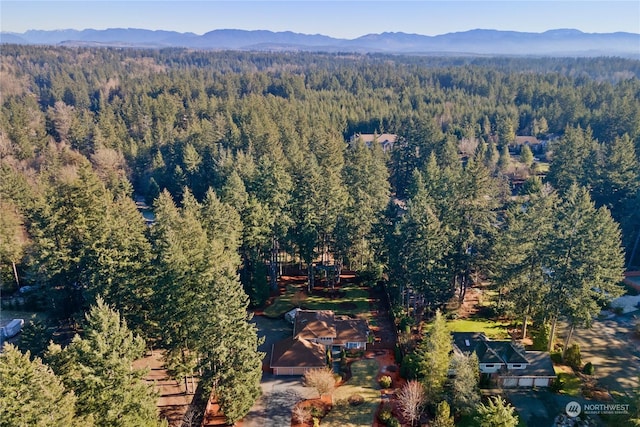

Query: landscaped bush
left=399, top=316, right=414, bottom=334
left=532, top=322, right=550, bottom=350
left=394, top=345, right=403, bottom=364
left=564, top=343, right=582, bottom=370
left=378, top=404, right=393, bottom=423
left=550, top=377, right=564, bottom=393
left=550, top=352, right=563, bottom=364
left=387, top=417, right=401, bottom=427
left=400, top=353, right=419, bottom=379
left=379, top=375, right=392, bottom=389
left=583, top=362, right=595, bottom=375
left=348, top=394, right=365, bottom=406
left=309, top=405, right=326, bottom=418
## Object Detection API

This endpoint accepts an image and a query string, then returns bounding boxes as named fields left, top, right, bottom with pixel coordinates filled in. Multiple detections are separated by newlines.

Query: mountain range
left=2, top=28, right=639, bottom=57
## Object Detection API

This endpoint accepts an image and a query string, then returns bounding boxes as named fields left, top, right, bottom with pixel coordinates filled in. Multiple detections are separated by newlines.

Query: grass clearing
left=447, top=318, right=510, bottom=339
left=304, top=286, right=370, bottom=315
left=263, top=284, right=297, bottom=318
left=263, top=283, right=370, bottom=319
left=322, top=359, right=380, bottom=427
left=555, top=371, right=582, bottom=397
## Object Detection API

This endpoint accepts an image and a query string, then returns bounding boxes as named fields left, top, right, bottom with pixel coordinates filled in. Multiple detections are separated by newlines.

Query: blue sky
left=2, top=1, right=639, bottom=38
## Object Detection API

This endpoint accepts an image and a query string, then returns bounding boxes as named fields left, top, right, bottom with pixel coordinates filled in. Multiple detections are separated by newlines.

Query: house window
left=485, top=364, right=494, bottom=368
left=512, top=364, right=522, bottom=368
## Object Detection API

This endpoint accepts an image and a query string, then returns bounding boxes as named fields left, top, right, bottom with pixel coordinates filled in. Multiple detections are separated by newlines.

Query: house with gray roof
left=452, top=332, right=556, bottom=387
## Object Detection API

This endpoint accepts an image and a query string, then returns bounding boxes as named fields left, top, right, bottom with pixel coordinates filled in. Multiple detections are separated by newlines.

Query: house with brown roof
left=270, top=310, right=369, bottom=375
left=270, top=337, right=327, bottom=376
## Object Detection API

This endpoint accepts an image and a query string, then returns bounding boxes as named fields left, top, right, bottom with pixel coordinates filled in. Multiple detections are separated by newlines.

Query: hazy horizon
left=2, top=1, right=639, bottom=39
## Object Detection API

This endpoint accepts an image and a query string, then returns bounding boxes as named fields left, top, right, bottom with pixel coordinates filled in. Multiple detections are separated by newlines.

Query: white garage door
left=534, top=378, right=550, bottom=387
left=518, top=377, right=534, bottom=387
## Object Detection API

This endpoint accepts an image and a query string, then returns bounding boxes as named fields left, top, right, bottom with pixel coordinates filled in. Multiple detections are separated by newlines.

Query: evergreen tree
left=547, top=125, right=596, bottom=193
left=0, top=344, right=89, bottom=427
left=45, top=298, right=161, bottom=427
left=151, top=190, right=262, bottom=424
left=397, top=179, right=451, bottom=309
left=451, top=352, right=480, bottom=415
left=546, top=185, right=625, bottom=352
left=417, top=310, right=452, bottom=401
left=432, top=401, right=455, bottom=427
left=493, top=186, right=558, bottom=339
left=520, top=143, right=534, bottom=167
left=0, top=199, right=26, bottom=289
left=475, top=396, right=519, bottom=427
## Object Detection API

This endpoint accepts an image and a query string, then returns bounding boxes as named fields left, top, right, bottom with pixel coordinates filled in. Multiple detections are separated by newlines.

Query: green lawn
left=263, top=283, right=370, bottom=318
left=263, top=284, right=297, bottom=318
left=322, top=359, right=380, bottom=427
left=304, top=286, right=370, bottom=315
left=555, top=371, right=582, bottom=397
left=447, top=318, right=510, bottom=339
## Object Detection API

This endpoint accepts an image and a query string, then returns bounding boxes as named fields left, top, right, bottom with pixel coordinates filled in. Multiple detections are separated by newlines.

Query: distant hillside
left=1, top=28, right=639, bottom=57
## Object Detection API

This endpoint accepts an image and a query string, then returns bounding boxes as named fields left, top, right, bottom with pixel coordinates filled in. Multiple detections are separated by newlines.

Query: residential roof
left=451, top=332, right=528, bottom=365
left=490, top=341, right=529, bottom=365
left=452, top=332, right=485, bottom=354
left=351, top=133, right=398, bottom=144
left=335, top=316, right=369, bottom=344
left=515, top=136, right=540, bottom=145
left=475, top=341, right=506, bottom=364
left=500, top=351, right=556, bottom=378
left=270, top=337, right=326, bottom=368
left=294, top=310, right=336, bottom=340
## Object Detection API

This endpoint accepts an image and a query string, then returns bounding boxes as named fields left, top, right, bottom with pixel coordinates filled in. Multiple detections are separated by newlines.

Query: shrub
left=348, top=394, right=364, bottom=406
left=583, top=362, right=595, bottom=375
left=550, top=352, right=563, bottom=364
left=532, top=322, right=550, bottom=351
left=394, top=345, right=404, bottom=364
left=400, top=353, right=419, bottom=379
left=550, top=377, right=564, bottom=393
left=564, top=344, right=582, bottom=370
left=379, top=375, right=392, bottom=389
left=378, top=405, right=393, bottom=423
left=387, top=417, right=401, bottom=427
left=399, top=316, right=414, bottom=334
left=292, top=405, right=310, bottom=423
left=309, top=405, right=325, bottom=418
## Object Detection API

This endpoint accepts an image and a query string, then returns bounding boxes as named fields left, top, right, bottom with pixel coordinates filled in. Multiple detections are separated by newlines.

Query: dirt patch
left=291, top=396, right=332, bottom=426
left=133, top=350, right=197, bottom=427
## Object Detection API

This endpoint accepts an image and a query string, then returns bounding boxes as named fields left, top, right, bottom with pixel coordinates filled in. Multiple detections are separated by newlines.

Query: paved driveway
left=243, top=374, right=315, bottom=427
left=563, top=314, right=640, bottom=394
left=506, top=389, right=607, bottom=427
left=243, top=315, right=316, bottom=427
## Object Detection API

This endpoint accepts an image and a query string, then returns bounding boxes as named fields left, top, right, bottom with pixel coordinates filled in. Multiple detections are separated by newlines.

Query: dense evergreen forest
left=1, top=46, right=639, bottom=424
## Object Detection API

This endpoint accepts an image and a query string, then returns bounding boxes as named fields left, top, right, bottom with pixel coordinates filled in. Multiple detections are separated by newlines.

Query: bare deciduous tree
left=292, top=404, right=310, bottom=424
left=303, top=367, right=335, bottom=398
left=396, top=380, right=426, bottom=427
